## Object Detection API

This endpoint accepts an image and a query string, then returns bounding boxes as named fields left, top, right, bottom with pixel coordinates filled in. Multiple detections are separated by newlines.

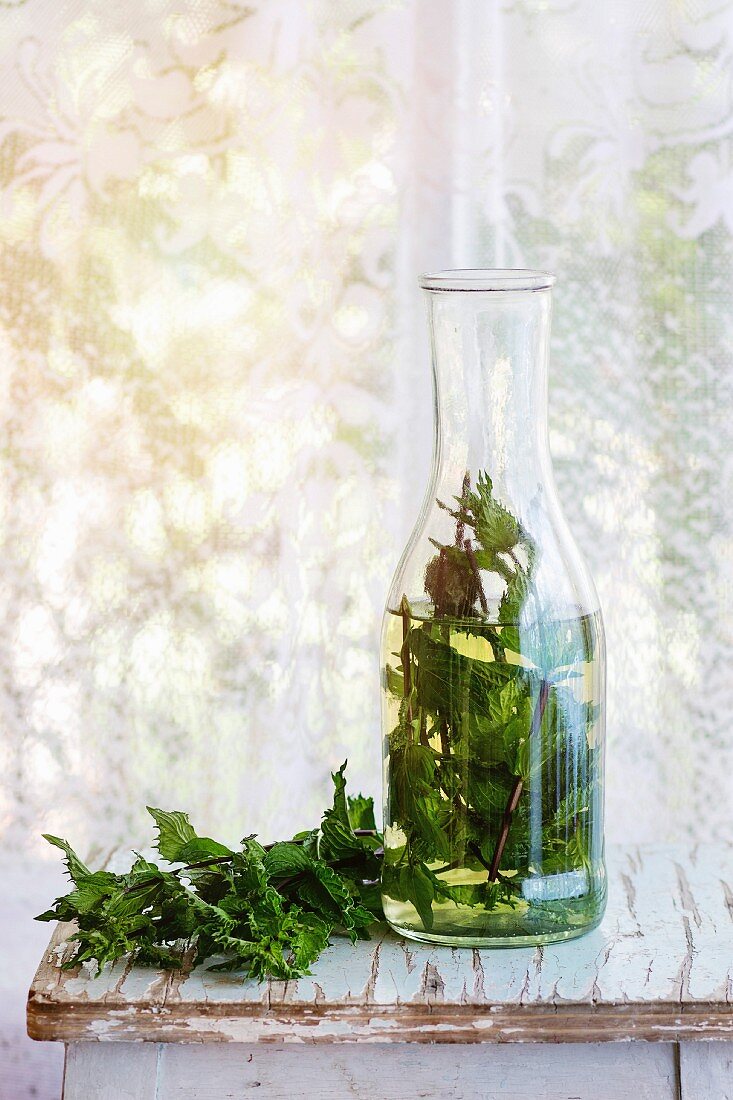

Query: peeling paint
left=27, top=846, right=733, bottom=1046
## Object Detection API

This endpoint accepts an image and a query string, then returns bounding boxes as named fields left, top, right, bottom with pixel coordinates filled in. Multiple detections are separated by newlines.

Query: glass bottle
left=380, top=269, right=606, bottom=947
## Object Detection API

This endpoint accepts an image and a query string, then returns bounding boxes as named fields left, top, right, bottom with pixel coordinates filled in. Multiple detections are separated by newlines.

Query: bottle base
left=386, top=917, right=603, bottom=949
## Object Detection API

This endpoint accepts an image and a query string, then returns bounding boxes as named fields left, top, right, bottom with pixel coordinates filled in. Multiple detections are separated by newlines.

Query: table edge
left=27, top=994, right=733, bottom=1045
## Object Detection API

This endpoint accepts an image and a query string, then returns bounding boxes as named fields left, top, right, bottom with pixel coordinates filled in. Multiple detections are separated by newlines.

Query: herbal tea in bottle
left=380, top=271, right=606, bottom=946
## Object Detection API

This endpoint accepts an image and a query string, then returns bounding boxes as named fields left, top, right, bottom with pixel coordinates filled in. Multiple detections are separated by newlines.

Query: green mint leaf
left=399, top=864, right=435, bottom=930
left=42, top=835, right=91, bottom=883
left=498, top=563, right=531, bottom=623
left=467, top=763, right=515, bottom=817
left=384, top=664, right=404, bottom=696
left=319, top=814, right=365, bottom=861
left=290, top=827, right=320, bottom=857
left=177, top=837, right=233, bottom=864
left=147, top=807, right=197, bottom=863
left=410, top=627, right=515, bottom=725
left=347, top=794, right=376, bottom=832
left=319, top=761, right=382, bottom=866
left=329, top=761, right=350, bottom=826
left=264, top=842, right=313, bottom=878
left=289, top=913, right=331, bottom=971
left=458, top=470, right=520, bottom=554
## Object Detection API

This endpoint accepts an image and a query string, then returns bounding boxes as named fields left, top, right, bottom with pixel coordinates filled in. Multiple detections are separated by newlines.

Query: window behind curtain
left=0, top=0, right=731, bottom=862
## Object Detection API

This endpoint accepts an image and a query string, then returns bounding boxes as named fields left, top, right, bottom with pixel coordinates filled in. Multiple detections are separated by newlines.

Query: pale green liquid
left=381, top=605, right=606, bottom=947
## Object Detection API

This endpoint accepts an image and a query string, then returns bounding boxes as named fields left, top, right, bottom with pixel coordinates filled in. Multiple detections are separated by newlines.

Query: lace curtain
left=1, top=0, right=732, bottom=866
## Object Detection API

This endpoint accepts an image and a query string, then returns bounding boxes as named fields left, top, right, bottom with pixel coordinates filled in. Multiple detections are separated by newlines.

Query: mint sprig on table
left=36, top=763, right=383, bottom=981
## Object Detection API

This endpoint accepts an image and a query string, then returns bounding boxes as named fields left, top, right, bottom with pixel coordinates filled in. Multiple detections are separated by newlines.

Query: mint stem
left=487, top=678, right=550, bottom=882
left=399, top=595, right=414, bottom=724
left=455, top=470, right=470, bottom=545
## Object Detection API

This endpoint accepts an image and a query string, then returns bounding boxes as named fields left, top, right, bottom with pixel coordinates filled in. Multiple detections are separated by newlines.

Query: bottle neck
left=426, top=287, right=553, bottom=510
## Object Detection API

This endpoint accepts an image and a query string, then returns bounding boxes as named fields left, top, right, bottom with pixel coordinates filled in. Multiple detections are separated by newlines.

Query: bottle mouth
left=419, top=268, right=556, bottom=292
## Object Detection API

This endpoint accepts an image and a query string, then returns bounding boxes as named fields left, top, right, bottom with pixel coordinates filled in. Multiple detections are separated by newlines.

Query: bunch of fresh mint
left=37, top=763, right=383, bottom=981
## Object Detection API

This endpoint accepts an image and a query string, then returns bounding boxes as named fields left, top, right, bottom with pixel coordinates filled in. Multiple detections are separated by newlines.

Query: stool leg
left=62, top=1043, right=159, bottom=1100
left=679, top=1041, right=733, bottom=1100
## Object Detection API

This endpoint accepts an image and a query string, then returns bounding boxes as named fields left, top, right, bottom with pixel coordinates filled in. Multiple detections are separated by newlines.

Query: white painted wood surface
left=63, top=1041, right=682, bottom=1100
left=63, top=1044, right=157, bottom=1100
left=29, top=845, right=733, bottom=1045
left=679, top=1041, right=733, bottom=1100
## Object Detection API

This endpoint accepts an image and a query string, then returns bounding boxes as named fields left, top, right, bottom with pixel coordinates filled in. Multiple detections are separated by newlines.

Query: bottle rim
left=419, top=269, right=556, bottom=292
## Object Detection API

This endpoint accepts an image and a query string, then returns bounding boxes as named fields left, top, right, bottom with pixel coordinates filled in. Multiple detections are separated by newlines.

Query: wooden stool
left=28, top=845, right=733, bottom=1098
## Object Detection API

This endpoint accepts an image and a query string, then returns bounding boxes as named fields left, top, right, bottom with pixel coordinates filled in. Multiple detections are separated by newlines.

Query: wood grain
left=63, top=1043, right=158, bottom=1100
left=29, top=845, right=733, bottom=1046
left=62, top=1041, right=681, bottom=1100
left=679, top=1041, right=733, bottom=1100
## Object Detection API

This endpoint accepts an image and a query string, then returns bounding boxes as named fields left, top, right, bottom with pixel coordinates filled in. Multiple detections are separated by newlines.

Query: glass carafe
left=380, top=269, right=606, bottom=947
